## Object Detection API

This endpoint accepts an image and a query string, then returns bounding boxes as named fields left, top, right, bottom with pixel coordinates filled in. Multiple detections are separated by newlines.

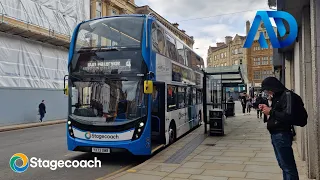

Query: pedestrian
left=246, top=97, right=252, bottom=114
left=259, top=77, right=308, bottom=180
left=240, top=93, right=247, bottom=115
left=255, top=93, right=267, bottom=118
left=38, top=100, right=46, bottom=122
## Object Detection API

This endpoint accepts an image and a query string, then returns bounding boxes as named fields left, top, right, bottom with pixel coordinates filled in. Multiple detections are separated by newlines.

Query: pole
left=203, top=72, right=207, bottom=134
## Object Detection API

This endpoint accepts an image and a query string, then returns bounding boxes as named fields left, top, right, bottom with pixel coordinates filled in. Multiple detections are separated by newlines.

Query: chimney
left=216, top=42, right=225, bottom=47
left=172, top=23, right=179, bottom=28
left=181, top=30, right=186, bottom=33
left=225, top=36, right=232, bottom=44
left=246, top=20, right=251, bottom=35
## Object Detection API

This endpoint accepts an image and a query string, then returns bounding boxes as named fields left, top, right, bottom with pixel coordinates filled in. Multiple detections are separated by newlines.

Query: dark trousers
left=271, top=132, right=299, bottom=180
left=40, top=113, right=45, bottom=122
left=247, top=106, right=251, bottom=113
left=257, top=110, right=262, bottom=118
left=241, top=104, right=246, bottom=113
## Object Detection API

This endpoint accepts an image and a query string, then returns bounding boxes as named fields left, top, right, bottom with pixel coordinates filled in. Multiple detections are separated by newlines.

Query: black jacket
left=261, top=77, right=293, bottom=133
left=39, top=103, right=46, bottom=114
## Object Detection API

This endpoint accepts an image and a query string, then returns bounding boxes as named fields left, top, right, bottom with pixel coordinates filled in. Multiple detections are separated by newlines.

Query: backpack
left=284, top=90, right=308, bottom=127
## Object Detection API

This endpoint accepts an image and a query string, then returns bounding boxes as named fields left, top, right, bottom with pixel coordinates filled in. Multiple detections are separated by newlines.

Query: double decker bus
left=64, top=14, right=204, bottom=155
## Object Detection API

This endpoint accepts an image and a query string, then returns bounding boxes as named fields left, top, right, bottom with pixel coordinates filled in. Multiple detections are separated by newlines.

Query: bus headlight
left=67, top=119, right=74, bottom=138
left=132, top=118, right=147, bottom=141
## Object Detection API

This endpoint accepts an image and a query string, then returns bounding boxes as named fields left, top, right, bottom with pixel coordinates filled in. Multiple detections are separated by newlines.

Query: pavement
left=104, top=103, right=314, bottom=180
left=0, top=119, right=66, bottom=132
left=0, top=123, right=144, bottom=180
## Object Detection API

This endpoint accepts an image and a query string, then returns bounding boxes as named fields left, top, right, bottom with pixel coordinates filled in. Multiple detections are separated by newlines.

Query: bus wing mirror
left=64, top=87, right=68, bottom=96
left=144, top=80, right=153, bottom=94
left=64, top=75, right=68, bottom=96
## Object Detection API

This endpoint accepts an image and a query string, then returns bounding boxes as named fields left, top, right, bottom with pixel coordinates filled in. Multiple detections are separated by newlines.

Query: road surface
left=0, top=123, right=145, bottom=180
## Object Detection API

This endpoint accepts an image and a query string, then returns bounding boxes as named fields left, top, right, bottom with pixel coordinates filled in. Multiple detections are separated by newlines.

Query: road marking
left=95, top=164, right=135, bottom=180
left=151, top=144, right=165, bottom=154
left=64, top=152, right=79, bottom=157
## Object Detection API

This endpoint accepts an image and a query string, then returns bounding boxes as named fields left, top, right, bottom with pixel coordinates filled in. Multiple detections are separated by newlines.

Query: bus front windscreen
left=70, top=76, right=147, bottom=122
left=75, top=16, right=144, bottom=51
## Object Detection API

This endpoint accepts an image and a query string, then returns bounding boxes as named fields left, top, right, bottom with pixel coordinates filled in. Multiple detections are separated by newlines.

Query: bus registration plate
left=92, top=147, right=110, bottom=153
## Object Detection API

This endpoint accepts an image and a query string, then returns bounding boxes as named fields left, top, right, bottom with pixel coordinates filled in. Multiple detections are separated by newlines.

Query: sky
left=135, top=0, right=273, bottom=66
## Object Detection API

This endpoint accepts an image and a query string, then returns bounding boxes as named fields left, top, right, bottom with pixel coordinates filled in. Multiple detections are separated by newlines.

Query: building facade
left=90, top=2, right=195, bottom=48
left=0, top=0, right=90, bottom=126
left=246, top=21, right=276, bottom=88
left=136, top=5, right=194, bottom=48
left=270, top=0, right=320, bottom=179
left=90, top=0, right=136, bottom=18
left=207, top=35, right=245, bottom=68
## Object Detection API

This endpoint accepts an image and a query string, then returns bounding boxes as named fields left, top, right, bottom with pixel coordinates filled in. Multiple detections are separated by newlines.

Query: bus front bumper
left=67, top=133, right=151, bottom=155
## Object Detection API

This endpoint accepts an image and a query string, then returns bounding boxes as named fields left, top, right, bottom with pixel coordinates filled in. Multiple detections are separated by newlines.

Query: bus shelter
left=202, top=66, right=245, bottom=134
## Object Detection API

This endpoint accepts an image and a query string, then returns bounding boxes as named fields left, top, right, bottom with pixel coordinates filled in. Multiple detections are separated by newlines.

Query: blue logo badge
left=243, top=11, right=298, bottom=49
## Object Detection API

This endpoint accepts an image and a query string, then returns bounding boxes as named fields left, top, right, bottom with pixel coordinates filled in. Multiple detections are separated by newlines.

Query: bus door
left=151, top=82, right=165, bottom=145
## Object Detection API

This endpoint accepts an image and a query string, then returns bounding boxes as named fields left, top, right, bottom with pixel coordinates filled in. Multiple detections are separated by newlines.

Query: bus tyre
left=169, top=123, right=176, bottom=144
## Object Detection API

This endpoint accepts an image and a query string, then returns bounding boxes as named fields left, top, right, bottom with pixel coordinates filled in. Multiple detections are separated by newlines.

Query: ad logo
left=10, top=153, right=29, bottom=173
left=243, top=11, right=298, bottom=49
left=85, top=132, right=91, bottom=139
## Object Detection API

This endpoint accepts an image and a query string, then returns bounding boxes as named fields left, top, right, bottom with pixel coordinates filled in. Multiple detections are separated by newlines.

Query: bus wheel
left=169, top=123, right=176, bottom=144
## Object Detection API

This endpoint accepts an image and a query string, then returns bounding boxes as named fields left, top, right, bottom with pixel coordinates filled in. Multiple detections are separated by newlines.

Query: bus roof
left=76, top=14, right=204, bottom=65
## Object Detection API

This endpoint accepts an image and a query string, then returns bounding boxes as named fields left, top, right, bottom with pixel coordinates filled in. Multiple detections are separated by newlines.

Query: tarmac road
left=0, top=123, right=145, bottom=180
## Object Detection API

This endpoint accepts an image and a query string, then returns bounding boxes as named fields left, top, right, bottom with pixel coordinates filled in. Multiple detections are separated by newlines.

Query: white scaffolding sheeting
left=0, top=32, right=68, bottom=89
left=0, top=0, right=90, bottom=36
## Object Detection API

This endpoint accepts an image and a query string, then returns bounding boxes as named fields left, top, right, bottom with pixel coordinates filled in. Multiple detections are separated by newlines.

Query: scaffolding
left=0, top=0, right=90, bottom=89
left=0, top=0, right=90, bottom=48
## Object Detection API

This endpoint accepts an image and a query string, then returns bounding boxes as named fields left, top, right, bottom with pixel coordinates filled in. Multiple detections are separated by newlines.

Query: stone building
left=245, top=20, right=276, bottom=88
left=90, top=0, right=136, bottom=18
left=89, top=2, right=195, bottom=48
left=207, top=35, right=245, bottom=68
left=136, top=5, right=194, bottom=48
left=269, top=0, right=320, bottom=179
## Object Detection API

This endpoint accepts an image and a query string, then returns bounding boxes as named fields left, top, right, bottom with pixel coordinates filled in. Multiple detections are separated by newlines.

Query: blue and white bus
left=64, top=14, right=204, bottom=155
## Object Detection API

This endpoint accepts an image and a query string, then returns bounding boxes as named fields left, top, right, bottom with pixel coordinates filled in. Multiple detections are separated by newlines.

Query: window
left=167, top=85, right=177, bottom=111
left=224, top=52, right=227, bottom=57
left=224, top=63, right=227, bottom=66
left=96, top=1, right=102, bottom=18
left=220, top=53, right=223, bottom=58
left=185, top=47, right=191, bottom=66
left=152, top=87, right=159, bottom=113
left=239, top=48, right=243, bottom=54
left=177, top=41, right=185, bottom=64
left=111, top=9, right=117, bottom=15
left=196, top=89, right=202, bottom=104
left=151, top=23, right=166, bottom=55
left=192, top=88, right=196, bottom=105
left=254, top=57, right=261, bottom=66
left=254, top=71, right=261, bottom=80
left=262, top=57, right=268, bottom=65
left=235, top=49, right=238, bottom=54
left=186, top=87, right=191, bottom=106
left=165, top=32, right=178, bottom=61
left=270, top=56, right=273, bottom=64
left=178, top=87, right=185, bottom=108
left=240, top=59, right=243, bottom=64
left=152, top=24, right=158, bottom=52
left=234, top=60, right=239, bottom=65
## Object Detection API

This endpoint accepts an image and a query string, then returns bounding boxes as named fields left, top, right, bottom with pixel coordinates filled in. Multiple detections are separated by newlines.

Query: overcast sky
left=135, top=0, right=272, bottom=66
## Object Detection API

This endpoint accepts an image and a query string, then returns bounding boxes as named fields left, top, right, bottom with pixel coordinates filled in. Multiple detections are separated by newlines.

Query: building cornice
left=136, top=5, right=194, bottom=44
